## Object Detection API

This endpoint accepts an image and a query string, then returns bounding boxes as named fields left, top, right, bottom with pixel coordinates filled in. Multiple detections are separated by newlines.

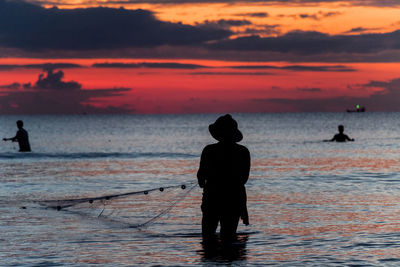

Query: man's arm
left=323, top=135, right=336, bottom=142
left=240, top=147, right=251, bottom=185
left=197, top=148, right=208, bottom=188
left=3, top=133, right=17, bottom=142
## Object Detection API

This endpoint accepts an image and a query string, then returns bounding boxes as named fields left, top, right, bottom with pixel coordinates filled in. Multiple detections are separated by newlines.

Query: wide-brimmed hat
left=209, top=114, right=243, bottom=142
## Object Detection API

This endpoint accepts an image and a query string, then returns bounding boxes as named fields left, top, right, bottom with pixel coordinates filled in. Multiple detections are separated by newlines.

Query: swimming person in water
left=3, top=120, right=31, bottom=152
left=325, top=125, right=354, bottom=142
left=197, top=114, right=251, bottom=243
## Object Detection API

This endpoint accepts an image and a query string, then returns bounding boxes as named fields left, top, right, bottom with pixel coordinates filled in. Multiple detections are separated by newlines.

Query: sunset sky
left=1, top=0, right=400, bottom=114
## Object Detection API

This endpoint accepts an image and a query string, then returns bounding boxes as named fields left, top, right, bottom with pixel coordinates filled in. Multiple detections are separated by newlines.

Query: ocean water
left=1, top=113, right=400, bottom=266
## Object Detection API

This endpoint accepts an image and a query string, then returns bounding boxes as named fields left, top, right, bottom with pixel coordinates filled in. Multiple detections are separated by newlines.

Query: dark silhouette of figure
left=197, top=114, right=250, bottom=243
left=324, top=125, right=354, bottom=142
left=3, top=120, right=31, bottom=152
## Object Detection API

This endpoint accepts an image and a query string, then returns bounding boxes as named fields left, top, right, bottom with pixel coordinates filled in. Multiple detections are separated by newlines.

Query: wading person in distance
left=324, top=125, right=355, bottom=142
left=3, top=120, right=31, bottom=152
left=197, top=114, right=250, bottom=243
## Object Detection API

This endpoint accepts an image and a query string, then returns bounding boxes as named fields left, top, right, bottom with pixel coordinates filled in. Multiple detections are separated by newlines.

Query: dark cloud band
left=208, top=30, right=400, bottom=54
left=0, top=0, right=230, bottom=51
left=23, top=0, right=400, bottom=7
left=229, top=65, right=355, bottom=72
left=1, top=0, right=400, bottom=62
left=92, top=62, right=207, bottom=69
left=0, top=63, right=83, bottom=71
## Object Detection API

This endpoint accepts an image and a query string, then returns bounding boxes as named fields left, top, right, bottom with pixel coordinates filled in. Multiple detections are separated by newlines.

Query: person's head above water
left=209, top=114, right=243, bottom=143
left=16, top=120, right=23, bottom=129
left=338, top=125, right=344, bottom=133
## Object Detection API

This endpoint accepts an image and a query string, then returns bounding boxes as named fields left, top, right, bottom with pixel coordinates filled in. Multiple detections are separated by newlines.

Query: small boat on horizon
left=346, top=105, right=366, bottom=113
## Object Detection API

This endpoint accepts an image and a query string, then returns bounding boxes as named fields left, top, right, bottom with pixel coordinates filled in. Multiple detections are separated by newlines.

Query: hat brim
left=209, top=124, right=243, bottom=143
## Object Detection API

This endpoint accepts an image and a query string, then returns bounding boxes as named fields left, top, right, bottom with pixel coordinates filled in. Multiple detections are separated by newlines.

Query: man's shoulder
left=234, top=143, right=250, bottom=155
left=18, top=129, right=28, bottom=134
left=203, top=143, right=249, bottom=150
left=203, top=143, right=218, bottom=152
left=202, top=143, right=218, bottom=153
left=234, top=143, right=248, bottom=149
left=202, top=143, right=248, bottom=151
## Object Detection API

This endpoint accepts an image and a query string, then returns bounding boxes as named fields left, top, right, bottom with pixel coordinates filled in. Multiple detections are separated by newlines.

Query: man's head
left=16, top=120, right=23, bottom=129
left=209, top=114, right=243, bottom=143
left=338, top=125, right=344, bottom=133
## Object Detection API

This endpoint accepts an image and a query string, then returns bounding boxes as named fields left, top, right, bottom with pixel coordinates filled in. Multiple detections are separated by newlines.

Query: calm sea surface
left=1, top=113, right=400, bottom=266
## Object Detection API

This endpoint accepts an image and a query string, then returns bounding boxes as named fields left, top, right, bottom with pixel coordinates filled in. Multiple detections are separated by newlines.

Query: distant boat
left=346, top=106, right=366, bottom=113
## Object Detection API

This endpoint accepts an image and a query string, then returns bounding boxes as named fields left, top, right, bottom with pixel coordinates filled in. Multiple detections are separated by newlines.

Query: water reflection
left=252, top=157, right=400, bottom=176
left=3, top=113, right=400, bottom=265
left=199, top=233, right=248, bottom=263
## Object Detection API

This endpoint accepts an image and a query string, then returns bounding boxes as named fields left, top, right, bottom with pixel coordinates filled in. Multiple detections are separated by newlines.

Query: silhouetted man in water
left=197, top=114, right=250, bottom=243
left=3, top=120, right=31, bottom=152
left=325, top=125, right=354, bottom=142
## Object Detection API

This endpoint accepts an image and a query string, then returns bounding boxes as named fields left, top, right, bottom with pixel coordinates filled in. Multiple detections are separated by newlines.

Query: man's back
left=16, top=128, right=31, bottom=152
left=198, top=142, right=250, bottom=190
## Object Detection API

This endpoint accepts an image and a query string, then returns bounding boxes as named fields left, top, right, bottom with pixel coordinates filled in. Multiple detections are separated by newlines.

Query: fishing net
left=36, top=181, right=198, bottom=228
